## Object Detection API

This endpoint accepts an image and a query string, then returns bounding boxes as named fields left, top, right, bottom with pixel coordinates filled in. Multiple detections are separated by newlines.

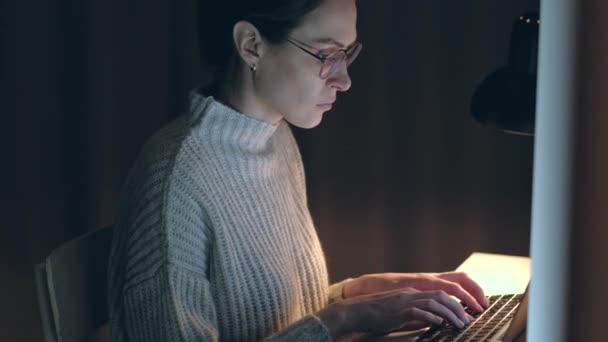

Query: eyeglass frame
left=285, top=37, right=362, bottom=79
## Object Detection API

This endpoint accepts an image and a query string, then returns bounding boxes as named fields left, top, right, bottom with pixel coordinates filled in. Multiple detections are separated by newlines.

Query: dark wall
left=2, top=1, right=538, bottom=340
left=301, top=1, right=538, bottom=282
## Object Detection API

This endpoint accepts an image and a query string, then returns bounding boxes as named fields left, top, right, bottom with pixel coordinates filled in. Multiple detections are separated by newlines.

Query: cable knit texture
left=107, top=92, right=343, bottom=341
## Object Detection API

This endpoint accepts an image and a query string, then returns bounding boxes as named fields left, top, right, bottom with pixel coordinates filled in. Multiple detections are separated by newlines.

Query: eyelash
left=318, top=47, right=346, bottom=60
left=319, top=48, right=338, bottom=59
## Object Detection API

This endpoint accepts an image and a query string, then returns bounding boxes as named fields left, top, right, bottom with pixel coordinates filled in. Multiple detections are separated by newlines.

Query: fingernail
left=457, top=319, right=465, bottom=328
left=467, top=314, right=474, bottom=323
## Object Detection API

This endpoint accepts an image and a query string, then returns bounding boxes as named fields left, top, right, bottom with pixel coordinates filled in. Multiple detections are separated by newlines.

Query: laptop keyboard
left=416, top=293, right=523, bottom=342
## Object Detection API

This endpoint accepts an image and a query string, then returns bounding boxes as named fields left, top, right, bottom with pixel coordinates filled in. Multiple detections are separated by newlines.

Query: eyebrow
left=311, top=37, right=357, bottom=49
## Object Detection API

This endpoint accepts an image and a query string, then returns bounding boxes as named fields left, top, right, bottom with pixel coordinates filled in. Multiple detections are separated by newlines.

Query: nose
left=327, top=63, right=352, bottom=92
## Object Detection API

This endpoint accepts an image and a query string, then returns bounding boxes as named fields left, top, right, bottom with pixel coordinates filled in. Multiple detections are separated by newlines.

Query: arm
left=121, top=264, right=220, bottom=341
left=118, top=181, right=335, bottom=341
left=263, top=315, right=333, bottom=342
left=121, top=238, right=336, bottom=342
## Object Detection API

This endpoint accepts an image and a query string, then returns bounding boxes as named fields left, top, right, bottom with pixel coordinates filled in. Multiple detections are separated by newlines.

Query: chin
left=283, top=110, right=323, bottom=129
left=290, top=116, right=323, bottom=129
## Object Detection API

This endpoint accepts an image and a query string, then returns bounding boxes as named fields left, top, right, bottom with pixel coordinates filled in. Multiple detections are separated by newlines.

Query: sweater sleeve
left=118, top=190, right=334, bottom=341
left=121, top=264, right=220, bottom=341
left=264, top=315, right=333, bottom=342
left=328, top=278, right=354, bottom=303
left=122, top=264, right=334, bottom=342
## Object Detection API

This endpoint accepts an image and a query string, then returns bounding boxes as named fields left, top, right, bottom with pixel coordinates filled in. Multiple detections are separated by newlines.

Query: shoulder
left=118, top=114, right=203, bottom=216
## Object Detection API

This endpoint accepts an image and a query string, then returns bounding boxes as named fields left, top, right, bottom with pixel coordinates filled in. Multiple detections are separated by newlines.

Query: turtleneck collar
left=188, top=91, right=282, bottom=154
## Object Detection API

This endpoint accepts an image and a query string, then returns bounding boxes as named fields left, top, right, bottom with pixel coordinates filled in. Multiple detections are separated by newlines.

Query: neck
left=215, top=71, right=283, bottom=126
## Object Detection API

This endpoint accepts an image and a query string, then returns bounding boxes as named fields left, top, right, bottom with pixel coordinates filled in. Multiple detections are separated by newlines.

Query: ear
left=232, top=21, right=266, bottom=69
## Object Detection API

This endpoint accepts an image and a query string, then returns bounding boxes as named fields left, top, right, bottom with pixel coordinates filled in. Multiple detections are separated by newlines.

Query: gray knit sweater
left=107, top=92, right=347, bottom=341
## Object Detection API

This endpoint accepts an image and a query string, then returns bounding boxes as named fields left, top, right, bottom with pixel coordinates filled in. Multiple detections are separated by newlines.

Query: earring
left=250, top=64, right=257, bottom=72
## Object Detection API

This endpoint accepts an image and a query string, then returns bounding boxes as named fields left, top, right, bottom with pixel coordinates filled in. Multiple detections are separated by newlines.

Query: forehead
left=292, top=0, right=358, bottom=46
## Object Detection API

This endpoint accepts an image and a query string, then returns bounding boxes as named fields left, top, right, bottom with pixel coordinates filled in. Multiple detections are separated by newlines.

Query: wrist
left=317, top=303, right=351, bottom=339
left=343, top=275, right=366, bottom=298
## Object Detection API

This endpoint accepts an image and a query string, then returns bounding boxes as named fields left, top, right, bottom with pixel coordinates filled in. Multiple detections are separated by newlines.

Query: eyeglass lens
left=319, top=43, right=362, bottom=79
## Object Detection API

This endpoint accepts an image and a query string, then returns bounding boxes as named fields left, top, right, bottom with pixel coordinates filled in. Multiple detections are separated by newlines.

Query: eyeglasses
left=286, top=37, right=363, bottom=79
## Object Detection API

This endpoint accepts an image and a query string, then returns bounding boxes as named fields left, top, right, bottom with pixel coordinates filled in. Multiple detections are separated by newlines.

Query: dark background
left=2, top=0, right=538, bottom=340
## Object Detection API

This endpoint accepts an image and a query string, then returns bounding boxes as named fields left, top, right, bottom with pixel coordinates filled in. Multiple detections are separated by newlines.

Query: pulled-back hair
left=198, top=0, right=324, bottom=93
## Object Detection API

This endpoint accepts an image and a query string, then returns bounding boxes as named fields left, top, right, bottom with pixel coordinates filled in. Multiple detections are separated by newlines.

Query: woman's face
left=256, top=0, right=358, bottom=129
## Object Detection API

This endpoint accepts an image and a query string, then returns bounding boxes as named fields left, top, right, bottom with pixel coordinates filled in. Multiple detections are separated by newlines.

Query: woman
left=108, top=0, right=489, bottom=341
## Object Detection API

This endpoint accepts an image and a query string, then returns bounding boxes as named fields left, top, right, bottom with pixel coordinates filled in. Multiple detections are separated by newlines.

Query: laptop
left=415, top=283, right=529, bottom=342
left=379, top=253, right=530, bottom=341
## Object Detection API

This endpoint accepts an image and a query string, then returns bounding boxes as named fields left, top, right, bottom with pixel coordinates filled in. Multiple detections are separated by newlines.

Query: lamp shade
left=471, top=12, right=539, bottom=136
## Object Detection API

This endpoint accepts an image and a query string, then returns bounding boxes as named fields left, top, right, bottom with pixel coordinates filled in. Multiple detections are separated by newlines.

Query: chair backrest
left=34, top=226, right=114, bottom=342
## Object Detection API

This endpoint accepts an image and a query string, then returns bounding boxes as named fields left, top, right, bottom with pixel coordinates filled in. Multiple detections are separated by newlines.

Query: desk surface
left=456, top=252, right=531, bottom=295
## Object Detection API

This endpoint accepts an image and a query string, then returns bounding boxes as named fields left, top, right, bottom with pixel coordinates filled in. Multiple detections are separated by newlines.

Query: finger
left=401, top=307, right=445, bottom=327
left=437, top=272, right=490, bottom=308
left=409, top=273, right=484, bottom=311
left=409, top=289, right=470, bottom=323
left=430, top=290, right=471, bottom=324
left=436, top=279, right=485, bottom=313
left=408, top=297, right=467, bottom=329
left=383, top=320, right=431, bottom=335
left=438, top=272, right=488, bottom=307
left=397, top=320, right=431, bottom=331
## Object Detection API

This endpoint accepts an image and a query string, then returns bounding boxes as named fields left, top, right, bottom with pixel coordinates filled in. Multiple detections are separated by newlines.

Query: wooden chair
left=34, top=226, right=113, bottom=342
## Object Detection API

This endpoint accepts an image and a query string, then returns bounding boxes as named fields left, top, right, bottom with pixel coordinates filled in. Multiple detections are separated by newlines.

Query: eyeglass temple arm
left=286, top=39, right=327, bottom=62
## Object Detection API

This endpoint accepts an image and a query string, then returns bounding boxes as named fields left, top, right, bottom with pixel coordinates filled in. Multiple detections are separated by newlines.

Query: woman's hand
left=316, top=287, right=474, bottom=339
left=343, top=272, right=489, bottom=313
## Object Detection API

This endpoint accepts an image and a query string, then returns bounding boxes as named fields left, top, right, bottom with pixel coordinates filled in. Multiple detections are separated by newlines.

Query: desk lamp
left=471, top=12, right=539, bottom=136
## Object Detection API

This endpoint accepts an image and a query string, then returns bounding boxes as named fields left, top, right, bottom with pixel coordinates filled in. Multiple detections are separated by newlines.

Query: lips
left=317, top=103, right=333, bottom=111
left=318, top=99, right=336, bottom=106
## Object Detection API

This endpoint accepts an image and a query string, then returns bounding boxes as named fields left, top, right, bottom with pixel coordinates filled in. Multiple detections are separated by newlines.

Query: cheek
left=257, top=62, right=324, bottom=112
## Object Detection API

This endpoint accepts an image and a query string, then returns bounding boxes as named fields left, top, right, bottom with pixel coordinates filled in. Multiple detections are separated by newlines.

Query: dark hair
left=198, top=1, right=324, bottom=93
